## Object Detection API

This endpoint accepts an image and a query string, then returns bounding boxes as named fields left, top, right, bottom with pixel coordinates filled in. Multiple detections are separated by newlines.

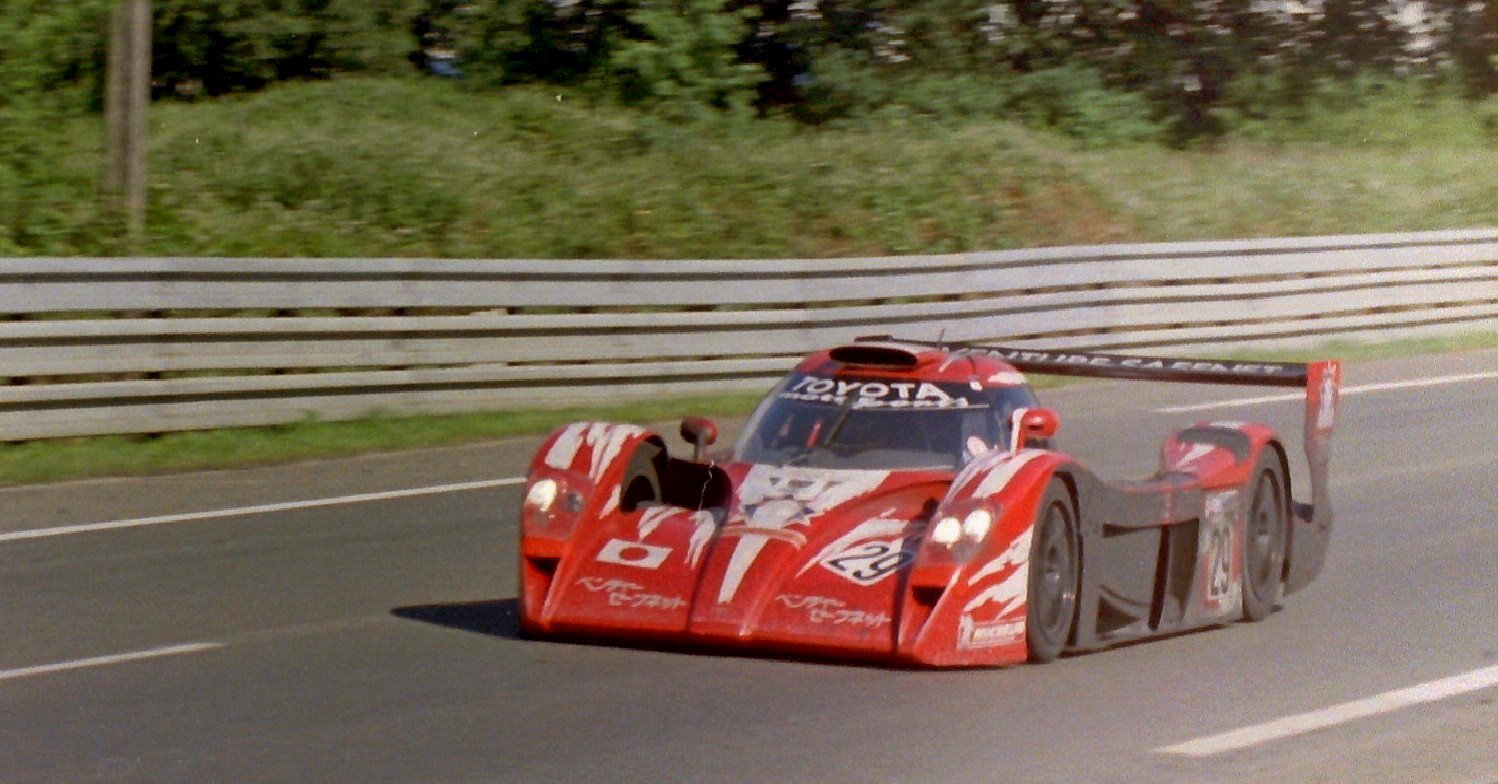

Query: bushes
left=14, top=76, right=1482, bottom=260
left=1480, top=94, right=1498, bottom=145
left=152, top=0, right=426, bottom=96
left=800, top=64, right=1162, bottom=147
left=149, top=80, right=467, bottom=253
left=1006, top=65, right=1160, bottom=147
left=1220, top=72, right=1495, bottom=148
left=608, top=0, right=765, bottom=118
left=0, top=1, right=113, bottom=254
left=76, top=78, right=1058, bottom=257
left=12, top=0, right=1495, bottom=137
left=3, top=2, right=1497, bottom=257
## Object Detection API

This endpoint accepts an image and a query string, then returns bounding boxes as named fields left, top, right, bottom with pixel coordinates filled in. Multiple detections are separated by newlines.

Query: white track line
left=9, top=369, right=1491, bottom=542
left=1158, top=371, right=1498, bottom=413
left=0, top=477, right=523, bottom=544
left=1157, top=664, right=1498, bottom=757
left=0, top=642, right=223, bottom=682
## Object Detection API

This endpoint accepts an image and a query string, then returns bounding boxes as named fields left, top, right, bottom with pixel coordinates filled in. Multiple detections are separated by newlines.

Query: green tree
left=152, top=0, right=425, bottom=96
left=610, top=0, right=765, bottom=116
left=442, top=0, right=641, bottom=86
left=1433, top=0, right=1498, bottom=96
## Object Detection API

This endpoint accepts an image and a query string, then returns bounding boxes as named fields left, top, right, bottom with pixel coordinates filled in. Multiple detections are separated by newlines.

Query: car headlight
left=930, top=516, right=963, bottom=546
left=525, top=478, right=560, bottom=512
left=962, top=509, right=993, bottom=540
left=929, top=504, right=1003, bottom=548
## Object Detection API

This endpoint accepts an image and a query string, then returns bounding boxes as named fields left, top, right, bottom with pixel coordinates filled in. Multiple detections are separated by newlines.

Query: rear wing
left=854, top=337, right=1339, bottom=406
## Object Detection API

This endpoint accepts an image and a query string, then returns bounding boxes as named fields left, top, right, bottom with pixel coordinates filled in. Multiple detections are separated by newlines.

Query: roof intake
left=828, top=343, right=923, bottom=369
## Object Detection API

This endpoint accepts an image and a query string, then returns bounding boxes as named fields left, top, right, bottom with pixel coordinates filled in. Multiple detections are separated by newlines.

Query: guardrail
left=2, top=229, right=1496, bottom=440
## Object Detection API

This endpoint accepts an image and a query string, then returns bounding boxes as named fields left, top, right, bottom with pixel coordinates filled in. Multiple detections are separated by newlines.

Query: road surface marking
left=0, top=477, right=524, bottom=544
left=1158, top=371, right=1498, bottom=413
left=1157, top=664, right=1498, bottom=756
left=8, top=370, right=1490, bottom=542
left=0, top=643, right=224, bottom=682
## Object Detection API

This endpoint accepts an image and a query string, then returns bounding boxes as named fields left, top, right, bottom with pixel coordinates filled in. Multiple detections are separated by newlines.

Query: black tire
left=1027, top=480, right=1080, bottom=663
left=1241, top=449, right=1288, bottom=622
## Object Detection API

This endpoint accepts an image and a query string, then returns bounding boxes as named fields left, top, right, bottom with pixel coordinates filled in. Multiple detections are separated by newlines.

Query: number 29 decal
left=820, top=539, right=914, bottom=586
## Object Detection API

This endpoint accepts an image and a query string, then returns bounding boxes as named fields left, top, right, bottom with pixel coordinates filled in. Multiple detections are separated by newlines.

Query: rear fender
left=1165, top=418, right=1323, bottom=594
left=1159, top=422, right=1279, bottom=490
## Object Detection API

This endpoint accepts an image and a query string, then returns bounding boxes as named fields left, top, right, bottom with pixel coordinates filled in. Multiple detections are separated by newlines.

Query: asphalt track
left=2, top=351, right=1495, bottom=784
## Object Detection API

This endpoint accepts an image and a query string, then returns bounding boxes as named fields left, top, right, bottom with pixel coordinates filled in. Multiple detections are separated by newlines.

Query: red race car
left=517, top=337, right=1341, bottom=667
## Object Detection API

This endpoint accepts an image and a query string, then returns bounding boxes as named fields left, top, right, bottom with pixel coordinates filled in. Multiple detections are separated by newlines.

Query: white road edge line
left=0, top=477, right=524, bottom=544
left=1158, top=371, right=1498, bottom=413
left=0, top=642, right=224, bottom=682
left=11, top=369, right=1491, bottom=541
left=1156, top=664, right=1498, bottom=757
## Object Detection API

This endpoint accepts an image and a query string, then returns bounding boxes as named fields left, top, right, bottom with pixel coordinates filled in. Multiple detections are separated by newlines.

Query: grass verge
left=3, top=332, right=1493, bottom=487
left=0, top=391, right=764, bottom=487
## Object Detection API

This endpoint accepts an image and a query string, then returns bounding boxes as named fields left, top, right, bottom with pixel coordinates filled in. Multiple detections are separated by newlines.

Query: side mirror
left=1010, top=408, right=1059, bottom=453
left=680, top=416, right=719, bottom=461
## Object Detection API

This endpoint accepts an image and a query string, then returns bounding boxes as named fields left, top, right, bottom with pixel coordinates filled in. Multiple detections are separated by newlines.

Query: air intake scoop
left=828, top=343, right=924, bottom=369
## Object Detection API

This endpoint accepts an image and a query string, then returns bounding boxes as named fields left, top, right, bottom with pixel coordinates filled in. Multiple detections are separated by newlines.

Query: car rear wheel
left=1027, top=480, right=1079, bottom=663
left=1242, top=450, right=1288, bottom=622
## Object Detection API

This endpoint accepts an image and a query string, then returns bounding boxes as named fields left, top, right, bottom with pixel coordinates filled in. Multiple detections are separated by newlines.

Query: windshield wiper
left=818, top=398, right=859, bottom=449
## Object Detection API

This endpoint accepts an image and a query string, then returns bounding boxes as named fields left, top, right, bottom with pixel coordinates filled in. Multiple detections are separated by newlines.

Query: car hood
left=540, top=463, right=952, bottom=655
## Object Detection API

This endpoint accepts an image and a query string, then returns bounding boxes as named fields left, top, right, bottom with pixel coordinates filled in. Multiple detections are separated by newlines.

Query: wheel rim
left=1031, top=501, right=1076, bottom=643
left=1246, top=470, right=1285, bottom=600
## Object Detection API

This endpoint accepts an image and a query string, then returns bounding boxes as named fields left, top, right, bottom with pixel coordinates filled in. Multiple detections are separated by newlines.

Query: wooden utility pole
left=104, top=0, right=151, bottom=238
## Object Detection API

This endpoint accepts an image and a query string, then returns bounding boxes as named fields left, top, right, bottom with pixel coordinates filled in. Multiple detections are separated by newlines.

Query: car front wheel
left=1026, top=479, right=1080, bottom=663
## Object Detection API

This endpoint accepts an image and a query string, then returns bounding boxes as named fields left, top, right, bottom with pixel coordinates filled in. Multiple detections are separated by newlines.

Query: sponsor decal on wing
left=636, top=504, right=720, bottom=568
left=985, top=370, right=1027, bottom=387
left=957, top=617, right=1025, bottom=649
left=994, top=349, right=1290, bottom=378
left=575, top=577, right=687, bottom=610
left=775, top=594, right=892, bottom=628
left=1316, top=368, right=1340, bottom=430
left=589, top=505, right=722, bottom=570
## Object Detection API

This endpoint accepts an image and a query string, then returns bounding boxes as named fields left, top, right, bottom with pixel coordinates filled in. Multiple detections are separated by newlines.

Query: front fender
left=897, top=449, right=1075, bottom=667
left=519, top=421, right=662, bottom=630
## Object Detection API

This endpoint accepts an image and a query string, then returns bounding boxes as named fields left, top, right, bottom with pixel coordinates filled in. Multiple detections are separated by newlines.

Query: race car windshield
left=734, top=373, right=1037, bottom=470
